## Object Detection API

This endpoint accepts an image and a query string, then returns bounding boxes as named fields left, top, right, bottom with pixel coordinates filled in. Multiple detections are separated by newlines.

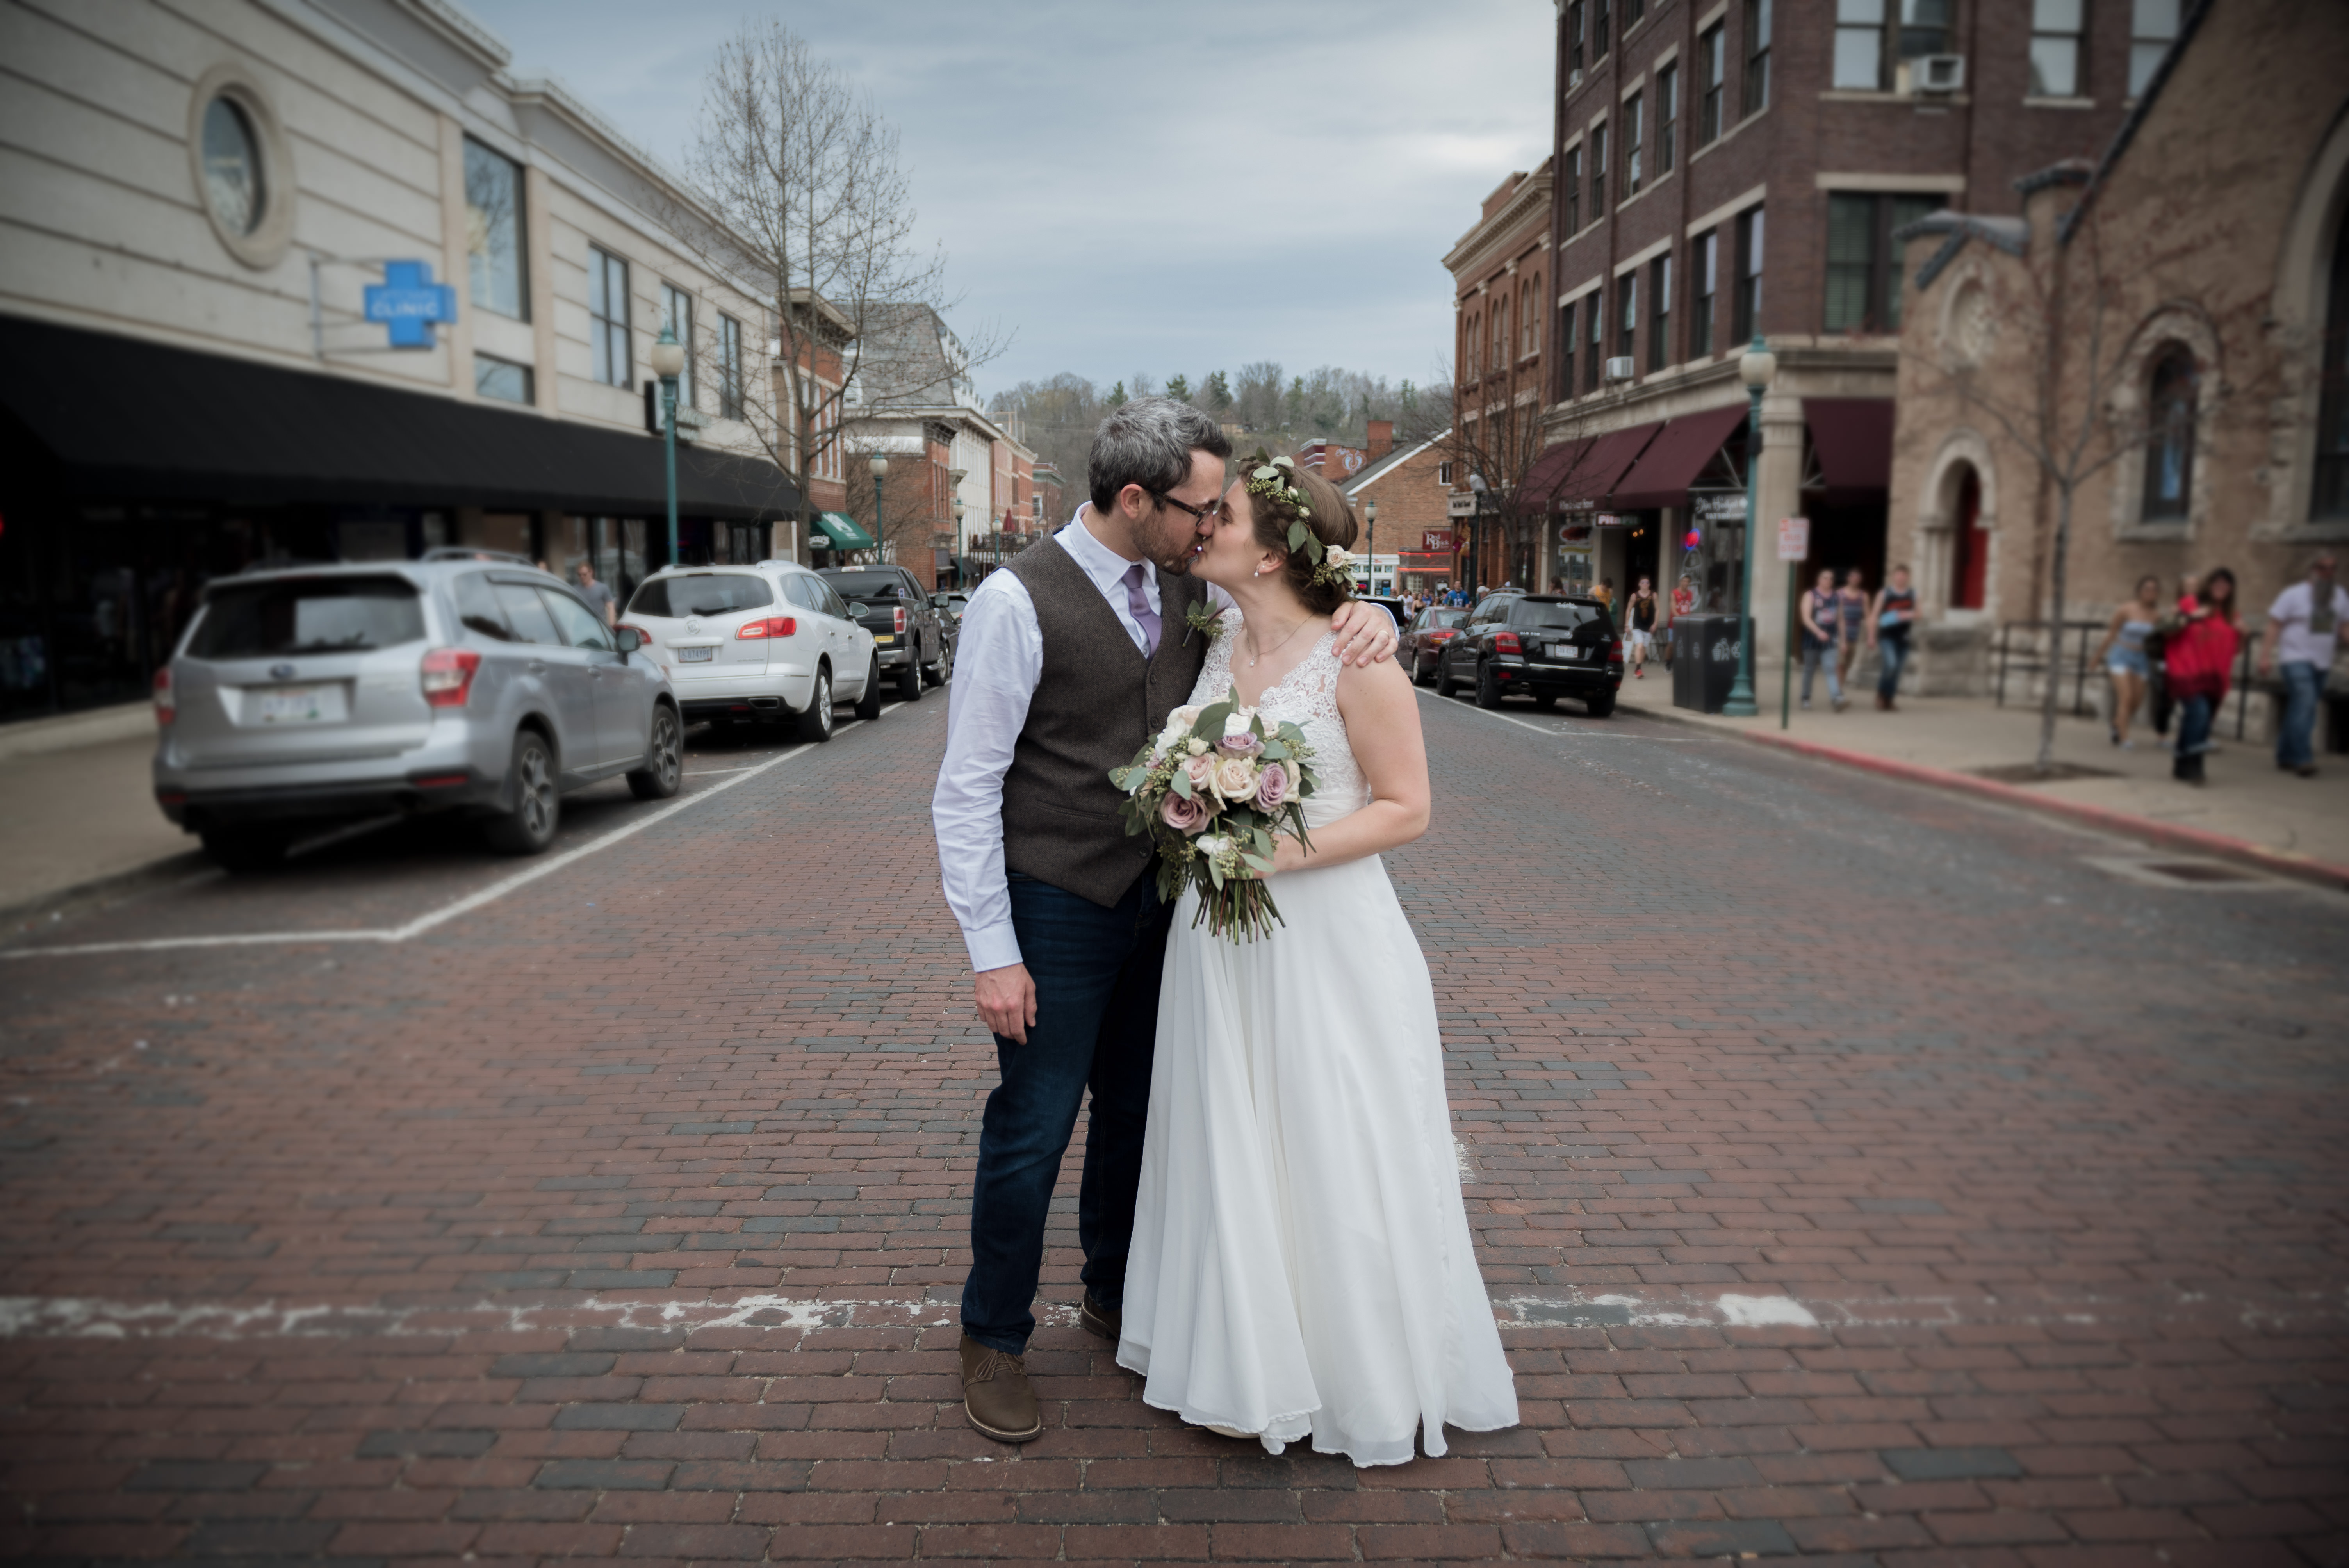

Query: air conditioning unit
left=1603, top=356, right=1636, bottom=381
left=1911, top=54, right=1965, bottom=93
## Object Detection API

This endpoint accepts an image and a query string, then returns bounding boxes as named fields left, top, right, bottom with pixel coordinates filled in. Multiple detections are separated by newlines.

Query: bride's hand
left=1268, top=835, right=1311, bottom=875
left=1328, top=599, right=1398, bottom=667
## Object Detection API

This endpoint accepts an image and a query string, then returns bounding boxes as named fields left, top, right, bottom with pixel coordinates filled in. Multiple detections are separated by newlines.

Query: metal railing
left=1999, top=620, right=2268, bottom=739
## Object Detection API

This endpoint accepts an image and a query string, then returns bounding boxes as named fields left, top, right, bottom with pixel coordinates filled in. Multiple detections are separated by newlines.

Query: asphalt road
left=1, top=682, right=2342, bottom=1565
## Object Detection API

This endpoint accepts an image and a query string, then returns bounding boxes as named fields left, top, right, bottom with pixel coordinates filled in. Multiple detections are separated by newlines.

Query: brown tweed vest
left=999, top=535, right=1212, bottom=907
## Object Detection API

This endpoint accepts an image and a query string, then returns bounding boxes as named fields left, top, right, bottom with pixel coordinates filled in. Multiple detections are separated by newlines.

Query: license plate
left=677, top=645, right=715, bottom=663
left=1550, top=644, right=1581, bottom=660
left=254, top=684, right=338, bottom=723
left=872, top=634, right=896, bottom=645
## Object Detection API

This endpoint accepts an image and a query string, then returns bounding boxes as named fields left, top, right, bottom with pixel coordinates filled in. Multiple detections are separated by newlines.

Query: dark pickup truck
left=817, top=566, right=952, bottom=701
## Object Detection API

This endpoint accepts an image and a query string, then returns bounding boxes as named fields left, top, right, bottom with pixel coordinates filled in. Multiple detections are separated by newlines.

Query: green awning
left=814, top=512, right=876, bottom=550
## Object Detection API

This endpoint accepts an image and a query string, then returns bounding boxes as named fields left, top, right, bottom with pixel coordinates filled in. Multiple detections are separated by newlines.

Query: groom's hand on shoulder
left=975, top=963, right=1038, bottom=1044
left=1330, top=600, right=1398, bottom=667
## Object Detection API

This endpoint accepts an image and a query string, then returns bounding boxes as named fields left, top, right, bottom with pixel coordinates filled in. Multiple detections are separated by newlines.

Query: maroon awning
left=1515, top=437, right=1595, bottom=512
left=1803, top=398, right=1895, bottom=495
left=1609, top=405, right=1754, bottom=510
left=1520, top=422, right=1665, bottom=512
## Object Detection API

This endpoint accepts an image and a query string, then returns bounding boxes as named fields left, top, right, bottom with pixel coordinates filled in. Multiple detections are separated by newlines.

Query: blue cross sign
left=364, top=260, right=457, bottom=348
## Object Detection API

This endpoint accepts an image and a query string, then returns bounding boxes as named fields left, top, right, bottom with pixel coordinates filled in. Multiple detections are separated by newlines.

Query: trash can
left=1671, top=613, right=1743, bottom=714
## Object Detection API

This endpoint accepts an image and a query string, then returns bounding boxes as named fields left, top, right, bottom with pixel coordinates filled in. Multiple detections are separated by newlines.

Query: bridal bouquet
left=1109, top=686, right=1319, bottom=942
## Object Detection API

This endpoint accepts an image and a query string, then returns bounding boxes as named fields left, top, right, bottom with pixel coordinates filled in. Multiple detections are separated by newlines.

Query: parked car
left=818, top=566, right=952, bottom=702
left=1432, top=592, right=1622, bottom=715
left=620, top=561, right=878, bottom=742
left=153, top=551, right=683, bottom=869
left=1403, top=605, right=1473, bottom=685
left=937, top=591, right=970, bottom=627
left=1360, top=595, right=1411, bottom=630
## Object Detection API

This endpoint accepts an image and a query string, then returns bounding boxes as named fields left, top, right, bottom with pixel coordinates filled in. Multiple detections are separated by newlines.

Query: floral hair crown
left=1242, top=450, right=1356, bottom=590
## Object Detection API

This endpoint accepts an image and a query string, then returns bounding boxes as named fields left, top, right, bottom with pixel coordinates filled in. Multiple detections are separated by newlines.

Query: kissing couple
left=932, top=397, right=1517, bottom=1465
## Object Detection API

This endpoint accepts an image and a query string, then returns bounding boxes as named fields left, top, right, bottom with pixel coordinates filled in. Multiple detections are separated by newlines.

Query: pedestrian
left=574, top=559, right=617, bottom=627
left=2163, top=567, right=2240, bottom=785
left=2096, top=574, right=2162, bottom=749
left=1666, top=572, right=1697, bottom=668
left=1591, top=576, right=1614, bottom=613
left=2260, top=552, right=2346, bottom=778
left=1834, top=568, right=1868, bottom=692
left=1622, top=574, right=1659, bottom=680
left=1798, top=567, right=1846, bottom=711
left=1869, top=564, right=1918, bottom=711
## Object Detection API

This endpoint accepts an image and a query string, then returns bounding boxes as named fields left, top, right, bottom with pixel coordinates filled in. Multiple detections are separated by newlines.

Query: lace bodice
left=1189, top=618, right=1368, bottom=827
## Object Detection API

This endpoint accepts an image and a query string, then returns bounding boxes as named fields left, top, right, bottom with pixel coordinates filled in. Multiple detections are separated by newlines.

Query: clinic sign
left=364, top=261, right=457, bottom=348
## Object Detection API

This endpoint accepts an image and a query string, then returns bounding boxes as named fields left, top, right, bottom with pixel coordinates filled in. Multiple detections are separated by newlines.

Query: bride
left=1116, top=457, right=1518, bottom=1466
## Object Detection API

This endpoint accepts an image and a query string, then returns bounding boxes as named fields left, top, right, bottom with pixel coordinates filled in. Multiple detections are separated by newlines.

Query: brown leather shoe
left=1078, top=1291, right=1120, bottom=1341
left=959, top=1334, right=1041, bottom=1443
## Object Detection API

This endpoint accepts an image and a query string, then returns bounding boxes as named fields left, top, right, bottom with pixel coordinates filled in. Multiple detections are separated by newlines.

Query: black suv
left=818, top=566, right=953, bottom=701
left=1433, top=592, right=1622, bottom=716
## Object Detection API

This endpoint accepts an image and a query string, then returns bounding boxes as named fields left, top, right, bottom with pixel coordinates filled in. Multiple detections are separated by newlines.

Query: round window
left=200, top=95, right=264, bottom=237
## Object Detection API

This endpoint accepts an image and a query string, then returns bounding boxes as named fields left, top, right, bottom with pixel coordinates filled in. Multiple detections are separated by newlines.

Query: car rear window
left=630, top=573, right=775, bottom=617
left=1511, top=600, right=1604, bottom=631
left=825, top=571, right=905, bottom=600
left=1424, top=609, right=1467, bottom=628
left=188, top=576, right=424, bottom=658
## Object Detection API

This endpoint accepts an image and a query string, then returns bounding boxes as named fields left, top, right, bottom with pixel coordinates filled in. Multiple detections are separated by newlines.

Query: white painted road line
left=0, top=703, right=904, bottom=962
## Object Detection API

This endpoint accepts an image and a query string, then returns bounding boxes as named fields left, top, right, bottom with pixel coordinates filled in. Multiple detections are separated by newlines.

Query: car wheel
left=482, top=729, right=560, bottom=854
left=895, top=643, right=923, bottom=701
left=795, top=665, right=836, bottom=743
left=1586, top=691, right=1616, bottom=718
left=200, top=827, right=291, bottom=873
left=923, top=640, right=948, bottom=687
left=1434, top=655, right=1460, bottom=698
left=627, top=703, right=683, bottom=800
left=1474, top=659, right=1503, bottom=709
left=856, top=653, right=886, bottom=720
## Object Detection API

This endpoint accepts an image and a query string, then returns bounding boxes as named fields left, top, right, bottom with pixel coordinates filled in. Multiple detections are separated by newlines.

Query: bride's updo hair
left=1246, top=460, right=1360, bottom=616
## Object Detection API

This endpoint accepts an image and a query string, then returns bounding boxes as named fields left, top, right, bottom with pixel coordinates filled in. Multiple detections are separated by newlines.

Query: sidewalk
left=1618, top=672, right=2349, bottom=882
left=0, top=707, right=200, bottom=922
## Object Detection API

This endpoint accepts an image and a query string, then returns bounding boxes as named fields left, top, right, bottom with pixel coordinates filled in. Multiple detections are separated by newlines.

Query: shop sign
left=363, top=261, right=456, bottom=348
left=1445, top=494, right=1476, bottom=517
left=1692, top=494, right=1747, bottom=522
left=1777, top=515, right=1810, bottom=562
left=1422, top=529, right=1455, bottom=552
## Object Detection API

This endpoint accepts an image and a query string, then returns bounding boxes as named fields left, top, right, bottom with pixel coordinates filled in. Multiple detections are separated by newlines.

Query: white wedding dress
left=1117, top=621, right=1519, bottom=1466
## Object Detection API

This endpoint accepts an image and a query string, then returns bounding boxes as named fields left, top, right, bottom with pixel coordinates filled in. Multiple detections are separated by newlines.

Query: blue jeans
left=962, top=871, right=1171, bottom=1354
left=2176, top=692, right=2216, bottom=757
left=1876, top=630, right=1911, bottom=700
left=2277, top=660, right=2322, bottom=770
left=1801, top=641, right=1842, bottom=704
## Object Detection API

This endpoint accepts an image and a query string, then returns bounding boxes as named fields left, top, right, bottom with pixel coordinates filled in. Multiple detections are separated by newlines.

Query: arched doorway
left=1948, top=466, right=1987, bottom=610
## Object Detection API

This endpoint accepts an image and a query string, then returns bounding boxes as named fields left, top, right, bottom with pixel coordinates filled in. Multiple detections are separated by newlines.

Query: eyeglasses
left=1150, top=491, right=1220, bottom=527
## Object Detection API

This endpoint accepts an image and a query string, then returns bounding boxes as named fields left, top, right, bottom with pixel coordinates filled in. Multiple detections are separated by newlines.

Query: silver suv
left=153, top=551, right=683, bottom=869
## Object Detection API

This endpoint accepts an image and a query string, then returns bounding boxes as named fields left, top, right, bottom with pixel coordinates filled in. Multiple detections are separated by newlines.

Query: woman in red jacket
left=2163, top=567, right=2240, bottom=786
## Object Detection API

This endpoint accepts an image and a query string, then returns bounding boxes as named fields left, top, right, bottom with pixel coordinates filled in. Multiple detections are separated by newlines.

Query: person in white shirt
left=930, top=399, right=1397, bottom=1444
left=2260, top=552, right=2346, bottom=777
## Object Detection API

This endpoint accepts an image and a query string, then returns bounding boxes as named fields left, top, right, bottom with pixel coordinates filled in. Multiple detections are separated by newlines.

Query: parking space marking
left=1, top=704, right=903, bottom=961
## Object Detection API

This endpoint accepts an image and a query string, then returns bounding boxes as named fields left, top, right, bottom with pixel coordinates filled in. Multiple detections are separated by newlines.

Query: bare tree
left=1449, top=353, right=1615, bottom=590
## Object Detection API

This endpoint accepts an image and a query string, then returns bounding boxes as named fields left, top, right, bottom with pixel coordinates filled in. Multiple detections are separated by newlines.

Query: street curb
left=1691, top=717, right=2349, bottom=895
left=0, top=850, right=216, bottom=933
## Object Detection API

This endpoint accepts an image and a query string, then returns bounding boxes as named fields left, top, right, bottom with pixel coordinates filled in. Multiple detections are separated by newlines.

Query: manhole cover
left=1971, top=761, right=2123, bottom=783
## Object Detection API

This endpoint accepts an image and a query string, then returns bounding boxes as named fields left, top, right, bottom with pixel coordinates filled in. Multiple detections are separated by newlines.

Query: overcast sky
left=464, top=0, right=1554, bottom=403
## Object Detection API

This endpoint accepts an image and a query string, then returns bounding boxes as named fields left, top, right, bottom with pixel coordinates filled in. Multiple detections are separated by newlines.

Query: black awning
left=0, top=315, right=797, bottom=521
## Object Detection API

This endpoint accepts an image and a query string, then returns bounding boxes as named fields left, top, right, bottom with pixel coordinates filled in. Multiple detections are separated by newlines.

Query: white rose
left=1195, top=833, right=1229, bottom=857
left=1223, top=709, right=1256, bottom=739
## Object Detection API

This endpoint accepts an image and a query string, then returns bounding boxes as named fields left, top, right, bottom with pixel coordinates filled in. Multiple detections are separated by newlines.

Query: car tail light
left=893, top=606, right=907, bottom=636
left=1608, top=639, right=1624, bottom=662
left=1493, top=632, right=1521, bottom=655
left=735, top=616, right=798, bottom=640
left=419, top=647, right=481, bottom=708
left=153, top=667, right=175, bottom=724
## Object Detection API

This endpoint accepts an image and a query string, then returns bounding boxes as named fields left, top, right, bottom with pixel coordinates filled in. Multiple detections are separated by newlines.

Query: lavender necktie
left=1123, top=562, right=1160, bottom=656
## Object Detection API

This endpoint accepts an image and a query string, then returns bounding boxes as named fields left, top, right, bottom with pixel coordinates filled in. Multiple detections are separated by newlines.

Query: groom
left=932, top=397, right=1395, bottom=1442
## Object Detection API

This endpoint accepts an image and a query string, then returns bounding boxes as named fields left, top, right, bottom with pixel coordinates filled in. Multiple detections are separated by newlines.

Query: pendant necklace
left=1246, top=616, right=1312, bottom=669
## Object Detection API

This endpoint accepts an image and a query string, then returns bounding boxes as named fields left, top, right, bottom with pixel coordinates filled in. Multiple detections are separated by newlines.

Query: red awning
left=1803, top=398, right=1895, bottom=494
left=1609, top=405, right=1754, bottom=510
left=1515, top=437, right=1595, bottom=512
left=1520, top=422, right=1665, bottom=511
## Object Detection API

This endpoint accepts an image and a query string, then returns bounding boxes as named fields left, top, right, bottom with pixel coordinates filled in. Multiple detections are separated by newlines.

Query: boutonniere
left=1184, top=602, right=1228, bottom=644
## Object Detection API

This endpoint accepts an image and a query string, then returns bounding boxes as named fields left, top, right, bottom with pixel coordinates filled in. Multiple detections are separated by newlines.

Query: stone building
left=1886, top=0, right=2349, bottom=697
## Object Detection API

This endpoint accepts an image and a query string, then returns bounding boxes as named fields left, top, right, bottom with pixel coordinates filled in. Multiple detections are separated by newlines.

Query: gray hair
left=1088, top=396, right=1233, bottom=511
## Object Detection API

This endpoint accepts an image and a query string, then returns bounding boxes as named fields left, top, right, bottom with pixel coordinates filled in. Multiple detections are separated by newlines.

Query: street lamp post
left=648, top=326, right=686, bottom=566
left=867, top=451, right=889, bottom=566
left=1363, top=497, right=1378, bottom=597
left=1722, top=335, right=1777, bottom=718
left=952, top=497, right=966, bottom=588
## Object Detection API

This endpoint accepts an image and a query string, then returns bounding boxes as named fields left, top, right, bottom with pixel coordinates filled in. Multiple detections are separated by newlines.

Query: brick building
left=1885, top=0, right=2349, bottom=698
left=1526, top=0, right=2165, bottom=662
left=1337, top=427, right=1460, bottom=599
left=1445, top=162, right=1556, bottom=591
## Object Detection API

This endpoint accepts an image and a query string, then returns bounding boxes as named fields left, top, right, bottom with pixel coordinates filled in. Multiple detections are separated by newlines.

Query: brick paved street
left=1, top=689, right=2344, bottom=1566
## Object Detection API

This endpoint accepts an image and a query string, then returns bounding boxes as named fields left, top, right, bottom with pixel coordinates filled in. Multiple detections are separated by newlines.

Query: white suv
left=620, top=562, right=877, bottom=742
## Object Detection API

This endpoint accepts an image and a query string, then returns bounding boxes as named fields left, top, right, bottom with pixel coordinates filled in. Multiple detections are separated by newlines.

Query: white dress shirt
left=933, top=510, right=1232, bottom=972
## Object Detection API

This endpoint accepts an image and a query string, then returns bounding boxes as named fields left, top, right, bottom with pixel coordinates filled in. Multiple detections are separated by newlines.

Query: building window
left=2316, top=205, right=2349, bottom=519
left=717, top=312, right=744, bottom=421
left=2141, top=346, right=2197, bottom=521
left=1836, top=0, right=1953, bottom=91
left=1493, top=296, right=1510, bottom=374
left=2130, top=0, right=2180, bottom=96
left=2030, top=0, right=2085, bottom=96
left=1568, top=0, right=1586, bottom=77
left=1560, top=299, right=1577, bottom=394
left=1439, top=460, right=1455, bottom=486
left=1743, top=0, right=1772, bottom=116
left=1649, top=253, right=1673, bottom=371
left=1623, top=92, right=1644, bottom=197
left=660, top=283, right=695, bottom=408
left=1565, top=143, right=1583, bottom=233
left=1627, top=0, right=1645, bottom=25
left=1732, top=207, right=1765, bottom=342
left=1657, top=64, right=1679, bottom=174
left=200, top=95, right=264, bottom=237
left=1692, top=230, right=1719, bottom=358
left=463, top=139, right=526, bottom=320
left=1824, top=192, right=1943, bottom=333
left=474, top=353, right=534, bottom=406
left=1523, top=278, right=1540, bottom=358
left=1616, top=273, right=1638, bottom=363
left=588, top=246, right=629, bottom=387
left=1900, top=0, right=1954, bottom=62
left=1591, top=123, right=1607, bottom=214
left=1698, top=25, right=1725, bottom=143
left=1594, top=0, right=1611, bottom=60
left=1587, top=292, right=1604, bottom=390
